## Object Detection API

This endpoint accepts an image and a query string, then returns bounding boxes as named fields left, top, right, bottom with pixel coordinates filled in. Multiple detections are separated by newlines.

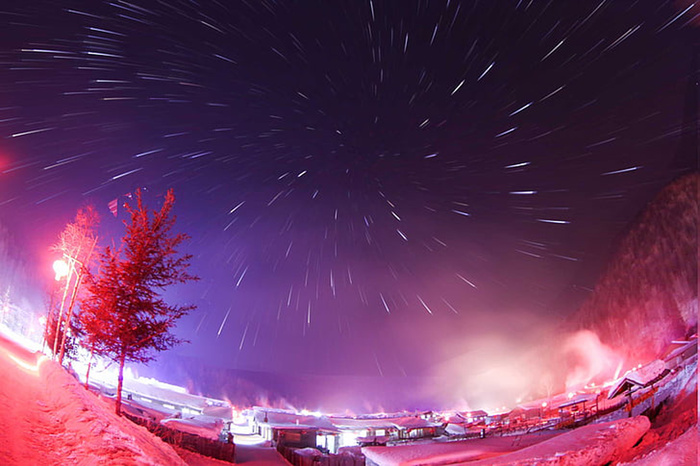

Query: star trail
left=0, top=1, right=696, bottom=408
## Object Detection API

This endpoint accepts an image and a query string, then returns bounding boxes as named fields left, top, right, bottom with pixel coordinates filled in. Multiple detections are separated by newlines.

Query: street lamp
left=43, top=259, right=70, bottom=354
left=53, top=259, right=69, bottom=281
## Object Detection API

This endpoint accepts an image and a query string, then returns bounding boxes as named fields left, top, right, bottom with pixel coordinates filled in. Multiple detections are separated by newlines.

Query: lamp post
left=43, top=259, right=70, bottom=355
left=57, top=254, right=86, bottom=365
left=51, top=257, right=74, bottom=358
left=55, top=235, right=97, bottom=365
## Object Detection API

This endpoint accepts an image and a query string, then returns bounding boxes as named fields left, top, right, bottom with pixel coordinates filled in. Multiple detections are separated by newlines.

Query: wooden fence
left=277, top=445, right=365, bottom=466
left=124, top=412, right=235, bottom=463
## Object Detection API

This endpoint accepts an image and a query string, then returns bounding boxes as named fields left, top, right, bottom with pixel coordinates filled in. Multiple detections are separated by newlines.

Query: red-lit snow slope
left=0, top=333, right=186, bottom=465
left=570, top=172, right=698, bottom=363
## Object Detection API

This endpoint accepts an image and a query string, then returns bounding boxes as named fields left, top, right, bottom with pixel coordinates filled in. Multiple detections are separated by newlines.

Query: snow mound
left=39, top=358, right=187, bottom=465
left=624, top=427, right=698, bottom=466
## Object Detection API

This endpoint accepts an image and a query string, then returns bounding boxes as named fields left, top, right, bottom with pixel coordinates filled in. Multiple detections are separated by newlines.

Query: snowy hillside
left=571, top=172, right=698, bottom=362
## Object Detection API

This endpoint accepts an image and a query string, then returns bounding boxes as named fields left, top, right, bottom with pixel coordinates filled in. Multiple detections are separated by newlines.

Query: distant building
left=508, top=406, right=540, bottom=424
left=556, top=394, right=598, bottom=418
left=462, top=410, right=488, bottom=424
left=252, top=408, right=442, bottom=454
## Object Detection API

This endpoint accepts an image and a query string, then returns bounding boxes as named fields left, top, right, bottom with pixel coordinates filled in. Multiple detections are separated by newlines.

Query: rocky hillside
left=570, top=172, right=698, bottom=362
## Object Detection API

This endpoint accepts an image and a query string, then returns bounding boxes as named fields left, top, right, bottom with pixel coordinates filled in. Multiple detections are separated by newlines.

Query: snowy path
left=0, top=333, right=186, bottom=465
left=0, top=336, right=61, bottom=464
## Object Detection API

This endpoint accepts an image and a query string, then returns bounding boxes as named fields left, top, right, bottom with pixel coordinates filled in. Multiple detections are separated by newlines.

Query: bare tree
left=48, top=204, right=99, bottom=363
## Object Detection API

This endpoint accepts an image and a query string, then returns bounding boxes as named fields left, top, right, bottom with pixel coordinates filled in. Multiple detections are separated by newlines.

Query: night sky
left=0, top=1, right=697, bottom=409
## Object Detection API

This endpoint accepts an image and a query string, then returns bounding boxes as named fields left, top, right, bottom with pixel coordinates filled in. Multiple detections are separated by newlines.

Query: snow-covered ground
left=363, top=353, right=697, bottom=465
left=0, top=332, right=186, bottom=465
left=1, top=324, right=695, bottom=465
left=364, top=417, right=651, bottom=465
left=0, top=330, right=292, bottom=465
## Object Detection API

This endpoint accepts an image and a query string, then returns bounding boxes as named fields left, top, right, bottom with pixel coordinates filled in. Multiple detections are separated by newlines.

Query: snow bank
left=364, top=417, right=650, bottom=466
left=39, top=357, right=187, bottom=465
left=624, top=427, right=698, bottom=466
left=467, top=416, right=651, bottom=465
left=363, top=431, right=560, bottom=466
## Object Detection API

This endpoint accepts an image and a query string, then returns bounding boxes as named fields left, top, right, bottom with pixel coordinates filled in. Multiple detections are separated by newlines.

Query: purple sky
left=0, top=1, right=696, bottom=409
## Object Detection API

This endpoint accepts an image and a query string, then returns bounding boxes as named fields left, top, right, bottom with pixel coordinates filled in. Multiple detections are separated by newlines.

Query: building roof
left=607, top=359, right=668, bottom=399
left=329, top=415, right=440, bottom=431
left=252, top=408, right=440, bottom=432
left=557, top=394, right=597, bottom=409
left=662, top=337, right=698, bottom=362
left=253, top=408, right=336, bottom=431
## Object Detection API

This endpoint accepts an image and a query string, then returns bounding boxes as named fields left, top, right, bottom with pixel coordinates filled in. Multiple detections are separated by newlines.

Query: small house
left=608, top=359, right=668, bottom=400
left=557, top=394, right=597, bottom=418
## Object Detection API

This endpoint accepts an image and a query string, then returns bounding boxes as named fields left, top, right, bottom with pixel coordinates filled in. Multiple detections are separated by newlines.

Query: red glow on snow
left=7, top=351, right=46, bottom=374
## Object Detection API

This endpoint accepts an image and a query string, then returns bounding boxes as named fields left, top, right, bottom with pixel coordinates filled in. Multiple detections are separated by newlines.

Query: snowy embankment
left=624, top=427, right=698, bottom=466
left=0, top=333, right=186, bottom=465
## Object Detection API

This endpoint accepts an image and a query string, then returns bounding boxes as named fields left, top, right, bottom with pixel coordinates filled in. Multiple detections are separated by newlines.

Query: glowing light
left=8, top=353, right=47, bottom=374
left=541, top=402, right=547, bottom=408
left=53, top=259, right=69, bottom=280
left=568, top=392, right=575, bottom=399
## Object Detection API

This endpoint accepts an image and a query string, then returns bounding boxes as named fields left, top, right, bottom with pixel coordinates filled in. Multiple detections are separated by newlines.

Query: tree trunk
left=116, top=350, right=126, bottom=416
left=58, top=272, right=82, bottom=365
left=84, top=344, right=94, bottom=390
left=52, top=265, right=75, bottom=357
left=60, top=235, right=98, bottom=365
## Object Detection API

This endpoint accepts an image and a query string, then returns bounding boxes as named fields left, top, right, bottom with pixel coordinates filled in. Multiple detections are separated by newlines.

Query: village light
left=53, top=259, right=69, bottom=281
